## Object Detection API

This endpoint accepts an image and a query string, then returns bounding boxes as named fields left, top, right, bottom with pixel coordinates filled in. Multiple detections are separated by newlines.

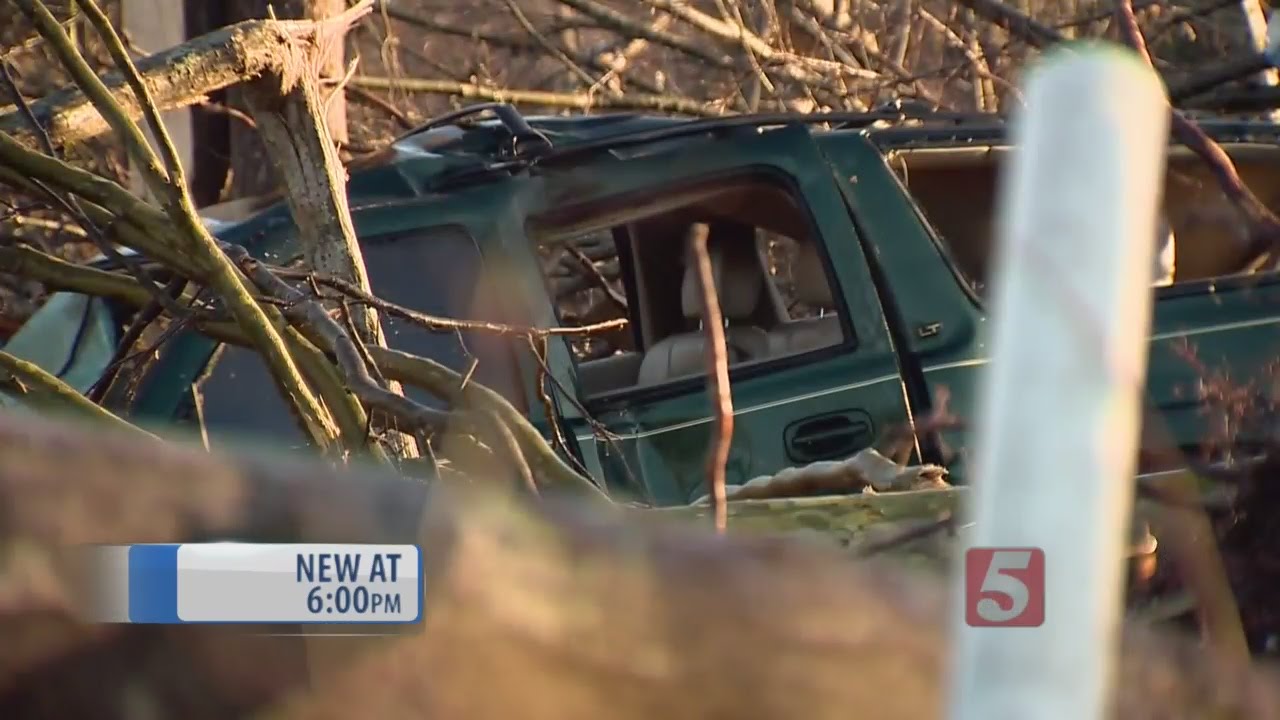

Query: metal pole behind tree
left=946, top=44, right=1170, bottom=720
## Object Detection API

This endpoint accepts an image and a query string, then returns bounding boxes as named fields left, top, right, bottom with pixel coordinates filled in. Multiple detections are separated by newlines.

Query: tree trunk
left=225, top=0, right=349, bottom=200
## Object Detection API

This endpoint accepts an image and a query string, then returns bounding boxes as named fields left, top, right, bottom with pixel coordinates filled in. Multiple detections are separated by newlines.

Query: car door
left=1145, top=274, right=1280, bottom=465
left=820, top=133, right=992, bottom=482
left=528, top=124, right=915, bottom=505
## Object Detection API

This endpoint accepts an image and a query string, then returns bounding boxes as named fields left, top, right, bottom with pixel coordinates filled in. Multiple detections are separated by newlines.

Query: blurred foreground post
left=946, top=46, right=1169, bottom=720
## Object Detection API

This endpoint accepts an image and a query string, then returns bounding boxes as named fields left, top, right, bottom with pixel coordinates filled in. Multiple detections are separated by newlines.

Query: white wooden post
left=946, top=45, right=1170, bottom=720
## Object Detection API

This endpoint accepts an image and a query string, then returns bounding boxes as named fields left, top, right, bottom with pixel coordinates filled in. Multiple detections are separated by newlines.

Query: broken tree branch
left=236, top=0, right=420, bottom=460
left=0, top=16, right=356, bottom=152
left=14, top=0, right=342, bottom=453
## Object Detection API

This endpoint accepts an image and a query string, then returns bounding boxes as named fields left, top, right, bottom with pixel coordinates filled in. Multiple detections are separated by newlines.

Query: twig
left=1149, top=0, right=1238, bottom=36
left=713, top=0, right=778, bottom=106
left=375, top=1, right=541, bottom=51
left=85, top=275, right=188, bottom=403
left=1113, top=0, right=1280, bottom=267
left=554, top=0, right=734, bottom=68
left=642, top=0, right=881, bottom=91
left=1056, top=0, right=1161, bottom=28
left=523, top=334, right=639, bottom=499
left=789, top=0, right=945, bottom=107
left=58, top=0, right=180, bottom=194
left=563, top=245, right=627, bottom=310
left=275, top=266, right=628, bottom=338
left=501, top=0, right=598, bottom=89
left=0, top=60, right=55, bottom=159
left=0, top=233, right=608, bottom=499
left=337, top=296, right=404, bottom=451
left=688, top=223, right=732, bottom=533
left=916, top=7, right=1022, bottom=106
left=1137, top=400, right=1254, bottom=704
left=1167, top=55, right=1271, bottom=104
left=528, top=335, right=575, bottom=466
left=952, top=0, right=1062, bottom=47
left=339, top=298, right=388, bottom=388
left=192, top=99, right=258, bottom=130
left=349, top=76, right=720, bottom=116
left=36, top=183, right=192, bottom=321
left=344, top=85, right=414, bottom=129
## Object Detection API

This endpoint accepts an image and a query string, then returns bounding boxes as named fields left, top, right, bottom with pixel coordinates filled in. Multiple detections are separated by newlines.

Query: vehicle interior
left=531, top=175, right=849, bottom=399
left=888, top=143, right=1280, bottom=292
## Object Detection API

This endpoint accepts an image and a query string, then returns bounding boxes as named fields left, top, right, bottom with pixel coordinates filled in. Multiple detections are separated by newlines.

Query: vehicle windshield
left=0, top=291, right=121, bottom=411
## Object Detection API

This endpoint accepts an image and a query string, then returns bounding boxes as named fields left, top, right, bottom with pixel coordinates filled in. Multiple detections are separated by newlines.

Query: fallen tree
left=0, top=409, right=1277, bottom=720
left=0, top=13, right=343, bottom=152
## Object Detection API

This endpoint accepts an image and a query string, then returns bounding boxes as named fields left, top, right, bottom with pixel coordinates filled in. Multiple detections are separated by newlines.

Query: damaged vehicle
left=7, top=102, right=1280, bottom=505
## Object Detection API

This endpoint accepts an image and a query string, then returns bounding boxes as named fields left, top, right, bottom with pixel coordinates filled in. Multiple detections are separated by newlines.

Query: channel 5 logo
left=964, top=547, right=1045, bottom=627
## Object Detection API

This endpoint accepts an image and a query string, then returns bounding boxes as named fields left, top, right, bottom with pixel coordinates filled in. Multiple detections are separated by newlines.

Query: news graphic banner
left=84, top=543, right=422, bottom=624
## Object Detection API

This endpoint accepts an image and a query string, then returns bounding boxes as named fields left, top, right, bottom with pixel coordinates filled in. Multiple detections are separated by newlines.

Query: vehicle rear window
left=194, top=224, right=526, bottom=450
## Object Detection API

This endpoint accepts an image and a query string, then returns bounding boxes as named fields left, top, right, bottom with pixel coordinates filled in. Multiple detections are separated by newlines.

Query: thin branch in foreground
left=688, top=223, right=732, bottom=534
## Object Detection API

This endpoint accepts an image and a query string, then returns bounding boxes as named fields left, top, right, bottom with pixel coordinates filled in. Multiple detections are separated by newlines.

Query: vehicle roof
left=348, top=105, right=1280, bottom=195
left=196, top=104, right=1280, bottom=233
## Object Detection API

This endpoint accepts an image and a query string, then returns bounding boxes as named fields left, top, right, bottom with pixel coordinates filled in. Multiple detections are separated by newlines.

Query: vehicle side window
left=194, top=225, right=526, bottom=449
left=534, top=174, right=852, bottom=400
left=537, top=229, right=636, bottom=362
left=889, top=146, right=1280, bottom=294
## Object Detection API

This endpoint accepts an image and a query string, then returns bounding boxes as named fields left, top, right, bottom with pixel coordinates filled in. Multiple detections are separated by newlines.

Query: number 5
left=976, top=550, right=1032, bottom=623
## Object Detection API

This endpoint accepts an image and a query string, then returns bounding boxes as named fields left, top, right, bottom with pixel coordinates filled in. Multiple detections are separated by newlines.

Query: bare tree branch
left=350, top=75, right=721, bottom=116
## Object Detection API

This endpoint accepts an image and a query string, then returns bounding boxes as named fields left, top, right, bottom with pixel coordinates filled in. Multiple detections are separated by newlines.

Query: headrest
left=792, top=240, right=834, bottom=309
left=1153, top=215, right=1176, bottom=287
left=680, top=226, right=764, bottom=321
